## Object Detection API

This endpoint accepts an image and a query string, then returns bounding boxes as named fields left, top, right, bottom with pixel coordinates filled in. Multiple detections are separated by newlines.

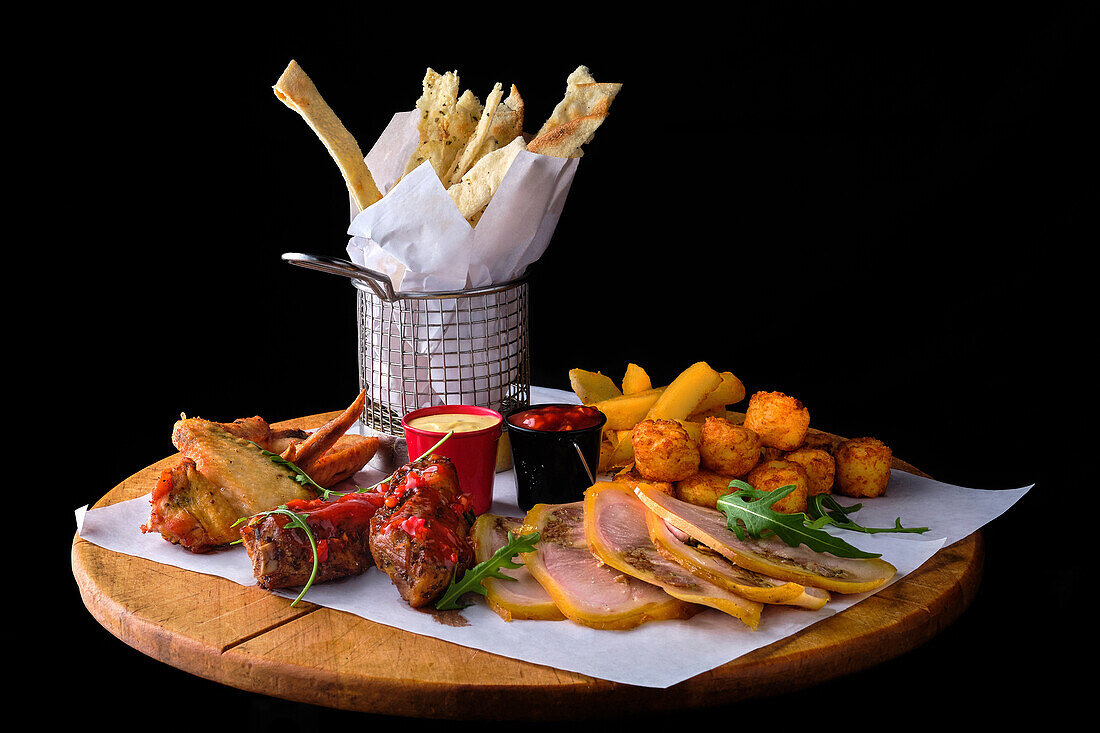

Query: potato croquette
left=631, top=419, right=700, bottom=482
left=834, top=437, right=892, bottom=498
left=784, top=447, right=836, bottom=496
left=675, top=469, right=739, bottom=509
left=611, top=465, right=676, bottom=497
left=744, top=459, right=810, bottom=514
left=699, top=416, right=761, bottom=476
left=743, top=391, right=811, bottom=451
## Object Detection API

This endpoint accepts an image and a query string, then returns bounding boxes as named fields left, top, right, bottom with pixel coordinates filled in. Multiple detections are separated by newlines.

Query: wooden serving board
left=72, top=410, right=983, bottom=720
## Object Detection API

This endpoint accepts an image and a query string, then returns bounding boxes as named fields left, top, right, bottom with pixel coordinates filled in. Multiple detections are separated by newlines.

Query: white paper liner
left=349, top=111, right=579, bottom=292
left=75, top=387, right=1032, bottom=688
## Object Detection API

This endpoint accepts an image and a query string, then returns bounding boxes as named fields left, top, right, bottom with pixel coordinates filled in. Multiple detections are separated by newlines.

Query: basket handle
left=281, top=252, right=396, bottom=301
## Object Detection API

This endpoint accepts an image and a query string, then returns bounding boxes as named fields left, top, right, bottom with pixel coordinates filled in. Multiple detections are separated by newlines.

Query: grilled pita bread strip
left=535, top=65, right=621, bottom=137
left=445, top=82, right=503, bottom=187
left=403, top=68, right=461, bottom=179
left=490, top=85, right=525, bottom=150
left=438, top=88, right=483, bottom=182
left=527, top=112, right=609, bottom=159
left=447, top=136, right=526, bottom=220
left=273, top=60, right=382, bottom=212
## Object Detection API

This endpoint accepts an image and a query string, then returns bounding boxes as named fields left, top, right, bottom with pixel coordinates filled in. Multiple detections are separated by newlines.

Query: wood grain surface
left=71, top=410, right=983, bottom=720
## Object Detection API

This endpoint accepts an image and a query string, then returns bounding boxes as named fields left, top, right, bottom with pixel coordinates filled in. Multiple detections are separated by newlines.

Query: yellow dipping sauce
left=406, top=412, right=501, bottom=433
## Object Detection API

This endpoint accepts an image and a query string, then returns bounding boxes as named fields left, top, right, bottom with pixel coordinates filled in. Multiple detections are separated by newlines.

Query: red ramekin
left=401, top=405, right=503, bottom=515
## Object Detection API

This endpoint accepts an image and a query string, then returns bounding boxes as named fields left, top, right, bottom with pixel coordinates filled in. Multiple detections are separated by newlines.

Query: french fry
left=645, top=362, right=722, bottom=421
left=622, top=363, right=652, bottom=395
left=593, top=387, right=664, bottom=429
left=687, top=405, right=727, bottom=421
left=692, top=371, right=746, bottom=414
left=569, top=368, right=623, bottom=404
left=606, top=428, right=636, bottom=469
left=674, top=420, right=703, bottom=443
left=598, top=435, right=618, bottom=473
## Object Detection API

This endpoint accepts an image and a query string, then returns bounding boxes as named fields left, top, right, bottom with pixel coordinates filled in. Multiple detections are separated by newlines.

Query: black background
left=52, top=4, right=1091, bottom=728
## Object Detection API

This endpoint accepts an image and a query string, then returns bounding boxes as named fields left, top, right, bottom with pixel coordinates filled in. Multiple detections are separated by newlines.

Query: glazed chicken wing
left=240, top=491, right=387, bottom=589
left=369, top=455, right=475, bottom=608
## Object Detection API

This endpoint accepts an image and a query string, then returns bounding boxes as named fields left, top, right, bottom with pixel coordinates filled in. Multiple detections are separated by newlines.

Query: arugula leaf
left=716, top=481, right=881, bottom=559
left=233, top=505, right=320, bottom=607
left=806, top=493, right=929, bottom=535
left=434, top=531, right=541, bottom=611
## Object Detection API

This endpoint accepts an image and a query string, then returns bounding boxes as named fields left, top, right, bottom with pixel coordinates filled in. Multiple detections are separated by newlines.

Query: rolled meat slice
left=634, top=483, right=897, bottom=593
left=470, top=514, right=565, bottom=622
left=584, top=482, right=763, bottom=630
left=240, top=490, right=385, bottom=590
left=645, top=511, right=829, bottom=610
left=521, top=500, right=697, bottom=630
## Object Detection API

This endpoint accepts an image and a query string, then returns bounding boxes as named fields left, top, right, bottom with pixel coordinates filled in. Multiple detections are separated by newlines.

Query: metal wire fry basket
left=283, top=252, right=531, bottom=437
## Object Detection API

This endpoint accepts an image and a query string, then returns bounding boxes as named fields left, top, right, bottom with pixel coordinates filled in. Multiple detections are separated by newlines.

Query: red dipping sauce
left=507, top=404, right=603, bottom=432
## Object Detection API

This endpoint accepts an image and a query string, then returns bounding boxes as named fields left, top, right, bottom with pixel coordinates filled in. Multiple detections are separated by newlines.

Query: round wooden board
left=72, top=410, right=983, bottom=720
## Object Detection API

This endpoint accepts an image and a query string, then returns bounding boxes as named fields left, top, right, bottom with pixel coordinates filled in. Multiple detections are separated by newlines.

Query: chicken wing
left=142, top=391, right=378, bottom=552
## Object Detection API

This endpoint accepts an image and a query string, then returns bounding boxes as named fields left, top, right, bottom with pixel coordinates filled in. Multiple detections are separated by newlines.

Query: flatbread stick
left=445, top=82, right=503, bottom=187
left=535, top=65, right=621, bottom=137
left=273, top=60, right=382, bottom=212
left=527, top=112, right=608, bottom=158
left=447, top=136, right=526, bottom=219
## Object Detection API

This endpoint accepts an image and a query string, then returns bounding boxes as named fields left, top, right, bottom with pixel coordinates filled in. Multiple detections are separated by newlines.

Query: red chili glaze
left=373, top=455, right=475, bottom=570
left=508, top=404, right=603, bottom=432
left=264, top=490, right=387, bottom=550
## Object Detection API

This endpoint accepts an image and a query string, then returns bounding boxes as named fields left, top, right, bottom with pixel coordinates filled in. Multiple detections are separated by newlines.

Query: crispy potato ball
left=611, top=465, right=676, bottom=497
left=783, top=447, right=836, bottom=496
left=834, top=437, right=892, bottom=498
left=699, top=416, right=761, bottom=476
left=743, top=391, right=811, bottom=451
left=632, top=419, right=700, bottom=482
left=674, top=469, right=739, bottom=509
left=744, top=459, right=810, bottom=514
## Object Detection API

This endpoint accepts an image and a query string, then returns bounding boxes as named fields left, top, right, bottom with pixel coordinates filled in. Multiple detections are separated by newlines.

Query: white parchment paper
left=347, top=110, right=578, bottom=292
left=74, top=387, right=1031, bottom=688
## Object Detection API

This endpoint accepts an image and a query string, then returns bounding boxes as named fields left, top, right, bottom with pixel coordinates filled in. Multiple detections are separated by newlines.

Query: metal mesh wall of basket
left=280, top=252, right=531, bottom=437
left=354, top=275, right=531, bottom=437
